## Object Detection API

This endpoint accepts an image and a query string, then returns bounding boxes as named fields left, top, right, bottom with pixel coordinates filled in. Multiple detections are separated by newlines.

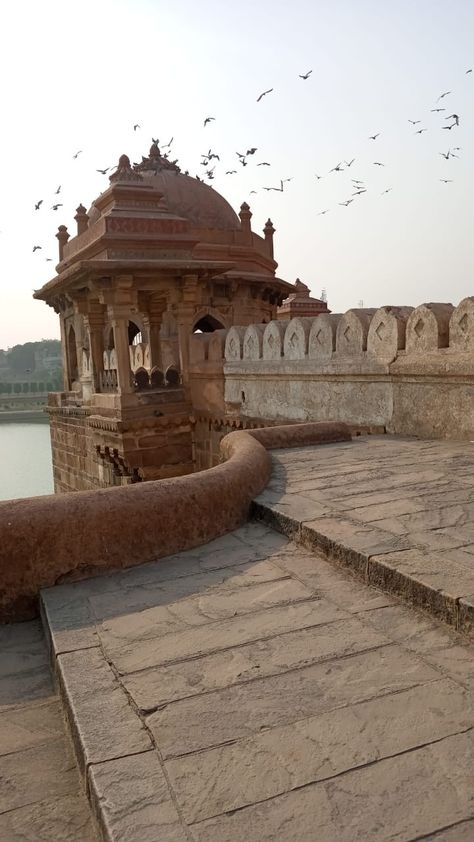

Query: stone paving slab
left=38, top=516, right=474, bottom=840
left=192, top=731, right=474, bottom=842
left=253, top=435, right=474, bottom=635
left=0, top=620, right=97, bottom=840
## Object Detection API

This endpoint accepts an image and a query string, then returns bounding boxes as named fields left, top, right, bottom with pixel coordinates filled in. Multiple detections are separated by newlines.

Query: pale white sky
left=1, top=0, right=473, bottom=347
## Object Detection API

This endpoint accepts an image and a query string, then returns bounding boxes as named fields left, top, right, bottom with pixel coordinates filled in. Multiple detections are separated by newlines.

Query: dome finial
left=109, top=154, right=143, bottom=183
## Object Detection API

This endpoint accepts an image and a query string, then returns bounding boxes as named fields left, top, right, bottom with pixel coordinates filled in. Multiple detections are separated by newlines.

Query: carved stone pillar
left=111, top=316, right=133, bottom=393
left=143, top=297, right=166, bottom=372
left=176, top=275, right=199, bottom=385
left=84, top=304, right=105, bottom=392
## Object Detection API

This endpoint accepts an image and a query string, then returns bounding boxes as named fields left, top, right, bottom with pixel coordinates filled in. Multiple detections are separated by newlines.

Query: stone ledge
left=251, top=502, right=474, bottom=638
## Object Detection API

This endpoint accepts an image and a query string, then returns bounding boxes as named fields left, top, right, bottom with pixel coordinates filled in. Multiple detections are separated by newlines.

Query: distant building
left=277, top=278, right=330, bottom=319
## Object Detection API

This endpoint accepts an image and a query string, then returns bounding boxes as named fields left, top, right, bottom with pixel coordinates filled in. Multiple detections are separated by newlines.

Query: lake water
left=0, top=422, right=54, bottom=501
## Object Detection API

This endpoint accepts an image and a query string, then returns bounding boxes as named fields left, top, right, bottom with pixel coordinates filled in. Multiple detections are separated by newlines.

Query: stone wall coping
left=0, top=421, right=350, bottom=622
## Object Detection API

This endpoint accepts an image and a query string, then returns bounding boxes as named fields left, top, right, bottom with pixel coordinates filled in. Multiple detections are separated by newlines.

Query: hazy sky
left=1, top=0, right=473, bottom=347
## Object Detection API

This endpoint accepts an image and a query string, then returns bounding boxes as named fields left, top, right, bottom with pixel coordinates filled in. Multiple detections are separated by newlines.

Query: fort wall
left=216, top=298, right=474, bottom=440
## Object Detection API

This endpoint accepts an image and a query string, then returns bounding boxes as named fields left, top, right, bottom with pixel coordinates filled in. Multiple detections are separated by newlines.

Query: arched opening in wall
left=128, top=321, right=143, bottom=345
left=150, top=367, right=164, bottom=388
left=165, top=365, right=180, bottom=386
left=134, top=367, right=149, bottom=391
left=67, top=324, right=78, bottom=385
left=192, top=314, right=225, bottom=333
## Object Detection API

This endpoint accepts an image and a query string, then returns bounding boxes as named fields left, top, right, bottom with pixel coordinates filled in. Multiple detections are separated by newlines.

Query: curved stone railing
left=0, top=421, right=350, bottom=622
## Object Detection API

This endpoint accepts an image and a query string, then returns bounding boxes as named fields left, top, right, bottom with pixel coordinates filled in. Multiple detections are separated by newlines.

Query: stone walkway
left=0, top=620, right=97, bottom=840
left=39, top=450, right=474, bottom=842
left=255, top=435, right=474, bottom=635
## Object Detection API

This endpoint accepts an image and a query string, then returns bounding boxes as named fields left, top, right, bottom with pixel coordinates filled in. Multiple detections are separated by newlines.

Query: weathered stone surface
left=88, top=751, right=187, bottom=842
left=166, top=677, right=472, bottom=823
left=192, top=731, right=474, bottom=841
left=0, top=793, right=97, bottom=841
left=122, top=616, right=385, bottom=710
left=0, top=699, right=64, bottom=756
left=89, top=559, right=293, bottom=622
left=148, top=645, right=438, bottom=758
left=57, top=647, right=151, bottom=773
left=41, top=587, right=99, bottom=655
left=0, top=739, right=79, bottom=813
left=100, top=597, right=343, bottom=675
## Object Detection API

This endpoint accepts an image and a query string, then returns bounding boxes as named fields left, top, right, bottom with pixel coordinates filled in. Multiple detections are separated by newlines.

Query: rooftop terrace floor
left=3, top=435, right=474, bottom=840
left=33, top=437, right=474, bottom=842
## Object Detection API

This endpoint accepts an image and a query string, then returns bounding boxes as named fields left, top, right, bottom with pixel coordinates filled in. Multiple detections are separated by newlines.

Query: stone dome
left=145, top=168, right=241, bottom=231
left=88, top=146, right=241, bottom=231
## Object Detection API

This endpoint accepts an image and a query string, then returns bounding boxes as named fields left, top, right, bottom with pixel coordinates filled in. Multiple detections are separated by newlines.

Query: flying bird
left=408, top=120, right=421, bottom=125
left=318, top=210, right=330, bottom=215
left=315, top=174, right=323, bottom=179
left=339, top=199, right=353, bottom=206
left=162, top=137, right=174, bottom=148
left=133, top=124, right=140, bottom=131
left=381, top=188, right=392, bottom=195
left=257, top=88, right=273, bottom=102
left=51, top=204, right=62, bottom=210
left=439, top=151, right=451, bottom=159
left=34, top=200, right=43, bottom=210
left=329, top=162, right=343, bottom=173
left=96, top=167, right=110, bottom=174
left=373, top=162, right=385, bottom=166
left=225, top=170, right=237, bottom=174
left=466, top=69, right=472, bottom=74
left=263, top=183, right=283, bottom=192
left=352, top=178, right=364, bottom=184
left=414, top=128, right=427, bottom=134
left=45, top=258, right=53, bottom=261
left=203, top=117, right=215, bottom=126
left=436, top=91, right=451, bottom=102
left=249, top=190, right=258, bottom=194
left=55, top=185, right=61, bottom=194
left=352, top=189, right=367, bottom=196
left=442, top=123, right=456, bottom=130
left=73, top=150, right=82, bottom=159
left=369, top=133, right=380, bottom=140
left=345, top=158, right=355, bottom=167
left=431, top=108, right=445, bottom=112
left=299, top=70, right=312, bottom=79
left=246, top=147, right=257, bottom=155
left=440, top=178, right=453, bottom=182
left=445, top=113, right=459, bottom=125
left=257, top=162, right=270, bottom=166
left=32, top=245, right=42, bottom=252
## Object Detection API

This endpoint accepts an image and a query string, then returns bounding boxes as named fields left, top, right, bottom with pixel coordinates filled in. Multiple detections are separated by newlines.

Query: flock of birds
left=30, top=66, right=471, bottom=256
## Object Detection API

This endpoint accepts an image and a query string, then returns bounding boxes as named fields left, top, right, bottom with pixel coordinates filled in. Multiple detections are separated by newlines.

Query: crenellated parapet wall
left=207, top=298, right=474, bottom=440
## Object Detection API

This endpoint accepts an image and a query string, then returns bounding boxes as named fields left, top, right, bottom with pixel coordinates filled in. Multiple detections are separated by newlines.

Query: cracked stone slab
left=166, top=677, right=473, bottom=823
left=122, top=616, right=388, bottom=710
left=99, top=598, right=344, bottom=675
left=191, top=730, right=474, bottom=842
left=0, top=793, right=98, bottom=841
left=148, top=644, right=438, bottom=758
left=88, top=750, right=187, bottom=842
left=56, top=647, right=152, bottom=774
left=88, top=559, right=291, bottom=622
